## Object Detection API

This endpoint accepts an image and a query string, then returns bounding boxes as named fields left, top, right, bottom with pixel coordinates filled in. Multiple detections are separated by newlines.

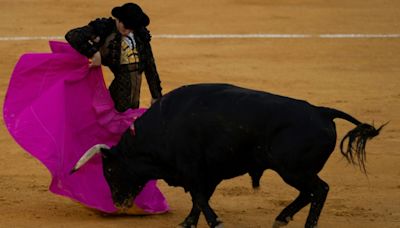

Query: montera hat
left=111, top=3, right=150, bottom=29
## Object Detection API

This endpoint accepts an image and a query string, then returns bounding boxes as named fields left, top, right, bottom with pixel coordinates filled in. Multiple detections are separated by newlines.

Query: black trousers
left=109, top=63, right=142, bottom=112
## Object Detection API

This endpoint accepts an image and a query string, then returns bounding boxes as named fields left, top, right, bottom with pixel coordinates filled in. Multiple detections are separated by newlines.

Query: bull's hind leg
left=273, top=175, right=329, bottom=228
left=273, top=192, right=311, bottom=227
left=304, top=177, right=329, bottom=228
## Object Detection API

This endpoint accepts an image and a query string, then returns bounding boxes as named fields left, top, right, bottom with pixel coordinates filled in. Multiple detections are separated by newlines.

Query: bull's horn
left=70, top=144, right=110, bottom=174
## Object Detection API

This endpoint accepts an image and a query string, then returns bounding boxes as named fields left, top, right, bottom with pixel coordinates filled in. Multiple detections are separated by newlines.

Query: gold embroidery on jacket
left=120, top=39, right=139, bottom=64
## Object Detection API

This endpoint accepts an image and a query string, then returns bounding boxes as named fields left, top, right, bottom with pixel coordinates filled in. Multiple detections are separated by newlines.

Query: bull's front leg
left=191, top=192, right=223, bottom=228
left=178, top=199, right=201, bottom=228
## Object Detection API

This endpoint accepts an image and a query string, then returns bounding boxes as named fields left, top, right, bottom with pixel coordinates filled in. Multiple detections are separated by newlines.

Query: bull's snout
left=111, top=186, right=143, bottom=209
left=114, top=197, right=134, bottom=208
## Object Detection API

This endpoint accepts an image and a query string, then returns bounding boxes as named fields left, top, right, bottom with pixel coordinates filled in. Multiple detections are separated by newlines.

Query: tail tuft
left=339, top=122, right=387, bottom=173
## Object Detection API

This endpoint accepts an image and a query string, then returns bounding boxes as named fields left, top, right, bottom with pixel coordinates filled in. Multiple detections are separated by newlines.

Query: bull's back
left=157, top=83, right=317, bottom=122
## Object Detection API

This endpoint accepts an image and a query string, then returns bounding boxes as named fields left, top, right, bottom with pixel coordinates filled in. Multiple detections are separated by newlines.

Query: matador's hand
left=89, top=51, right=101, bottom=67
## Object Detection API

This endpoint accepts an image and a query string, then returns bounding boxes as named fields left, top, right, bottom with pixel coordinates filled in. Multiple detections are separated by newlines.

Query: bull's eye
left=107, top=168, right=112, bottom=173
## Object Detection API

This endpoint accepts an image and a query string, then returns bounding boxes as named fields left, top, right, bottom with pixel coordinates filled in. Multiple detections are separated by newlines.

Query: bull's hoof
left=305, top=225, right=318, bottom=228
left=273, top=215, right=293, bottom=228
left=176, top=223, right=196, bottom=228
left=272, top=220, right=288, bottom=228
left=177, top=216, right=199, bottom=228
left=213, top=221, right=224, bottom=228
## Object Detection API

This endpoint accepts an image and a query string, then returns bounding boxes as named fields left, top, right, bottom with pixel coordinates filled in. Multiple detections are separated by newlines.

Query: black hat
left=111, top=3, right=150, bottom=29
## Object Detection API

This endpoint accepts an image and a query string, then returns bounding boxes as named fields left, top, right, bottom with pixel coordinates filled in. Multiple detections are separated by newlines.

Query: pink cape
left=3, top=41, right=169, bottom=213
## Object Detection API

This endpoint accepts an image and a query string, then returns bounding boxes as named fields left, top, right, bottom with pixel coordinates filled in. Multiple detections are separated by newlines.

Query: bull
left=71, top=83, right=384, bottom=228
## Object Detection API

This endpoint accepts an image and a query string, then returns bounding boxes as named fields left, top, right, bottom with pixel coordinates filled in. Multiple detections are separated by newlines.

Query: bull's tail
left=320, top=107, right=387, bottom=173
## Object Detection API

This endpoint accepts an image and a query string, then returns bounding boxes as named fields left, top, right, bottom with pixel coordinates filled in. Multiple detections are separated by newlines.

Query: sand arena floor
left=0, top=1, right=399, bottom=227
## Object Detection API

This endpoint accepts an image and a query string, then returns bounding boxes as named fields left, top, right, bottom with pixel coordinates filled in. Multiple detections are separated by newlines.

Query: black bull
left=71, top=83, right=384, bottom=228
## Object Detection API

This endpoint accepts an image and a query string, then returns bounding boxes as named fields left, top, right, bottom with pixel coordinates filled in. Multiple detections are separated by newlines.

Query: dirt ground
left=0, top=0, right=399, bottom=227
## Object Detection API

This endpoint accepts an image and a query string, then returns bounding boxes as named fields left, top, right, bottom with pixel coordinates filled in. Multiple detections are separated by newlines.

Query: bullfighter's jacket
left=65, top=17, right=162, bottom=110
